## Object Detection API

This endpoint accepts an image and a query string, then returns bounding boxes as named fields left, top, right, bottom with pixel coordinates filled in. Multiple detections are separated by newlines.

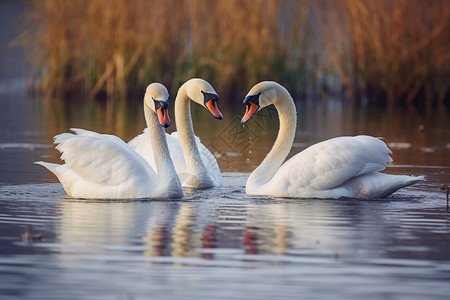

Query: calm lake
left=1, top=2, right=450, bottom=300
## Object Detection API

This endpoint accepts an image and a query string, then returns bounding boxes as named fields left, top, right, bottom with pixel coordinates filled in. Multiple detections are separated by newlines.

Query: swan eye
left=243, top=92, right=261, bottom=107
left=202, top=91, right=223, bottom=120
left=152, top=98, right=169, bottom=111
left=153, top=97, right=171, bottom=127
left=201, top=90, right=219, bottom=105
left=241, top=93, right=261, bottom=124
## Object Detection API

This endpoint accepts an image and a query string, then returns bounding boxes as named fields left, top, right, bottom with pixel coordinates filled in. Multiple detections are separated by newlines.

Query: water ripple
left=0, top=173, right=449, bottom=299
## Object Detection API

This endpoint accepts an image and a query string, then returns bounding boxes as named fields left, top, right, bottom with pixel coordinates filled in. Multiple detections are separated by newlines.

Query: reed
left=316, top=0, right=450, bottom=106
left=27, top=0, right=312, bottom=100
left=26, top=0, right=449, bottom=106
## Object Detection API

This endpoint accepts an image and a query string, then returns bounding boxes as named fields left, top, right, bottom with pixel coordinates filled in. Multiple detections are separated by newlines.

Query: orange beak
left=156, top=107, right=171, bottom=128
left=241, top=102, right=259, bottom=124
left=205, top=100, right=223, bottom=120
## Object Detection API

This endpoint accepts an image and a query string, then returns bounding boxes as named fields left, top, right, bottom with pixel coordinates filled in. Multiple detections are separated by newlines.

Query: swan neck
left=248, top=87, right=297, bottom=189
left=175, top=84, right=208, bottom=175
left=144, top=104, right=180, bottom=189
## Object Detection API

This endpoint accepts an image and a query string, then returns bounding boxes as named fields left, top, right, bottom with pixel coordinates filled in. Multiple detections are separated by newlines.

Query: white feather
left=244, top=81, right=424, bottom=198
left=129, top=79, right=222, bottom=188
left=129, top=130, right=221, bottom=186
left=35, top=83, right=183, bottom=200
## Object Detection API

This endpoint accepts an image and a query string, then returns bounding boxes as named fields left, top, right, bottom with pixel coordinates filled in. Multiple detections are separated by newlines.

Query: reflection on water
left=46, top=175, right=450, bottom=265
left=1, top=61, right=449, bottom=300
left=0, top=173, right=449, bottom=299
left=58, top=200, right=149, bottom=251
left=8, top=93, right=449, bottom=181
left=1, top=2, right=450, bottom=299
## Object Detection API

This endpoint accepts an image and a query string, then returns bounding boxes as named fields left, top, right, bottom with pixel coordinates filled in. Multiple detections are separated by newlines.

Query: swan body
left=241, top=81, right=424, bottom=199
left=129, top=78, right=223, bottom=189
left=35, top=83, right=183, bottom=200
left=129, top=130, right=221, bottom=187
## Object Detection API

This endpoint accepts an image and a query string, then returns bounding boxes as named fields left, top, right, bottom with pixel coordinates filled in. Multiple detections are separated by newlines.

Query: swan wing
left=276, top=135, right=392, bottom=190
left=55, top=131, right=157, bottom=186
left=128, top=129, right=188, bottom=176
left=170, top=132, right=223, bottom=186
left=73, top=127, right=140, bottom=151
left=129, top=130, right=222, bottom=186
left=69, top=128, right=100, bottom=137
left=196, top=141, right=223, bottom=186
left=128, top=128, right=157, bottom=170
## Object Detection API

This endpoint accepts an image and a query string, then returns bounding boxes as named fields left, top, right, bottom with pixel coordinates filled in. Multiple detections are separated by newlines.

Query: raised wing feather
left=54, top=131, right=157, bottom=186
left=128, top=129, right=187, bottom=174
left=276, top=135, right=393, bottom=190
left=169, top=132, right=222, bottom=184
left=129, top=129, right=222, bottom=186
left=69, top=128, right=100, bottom=137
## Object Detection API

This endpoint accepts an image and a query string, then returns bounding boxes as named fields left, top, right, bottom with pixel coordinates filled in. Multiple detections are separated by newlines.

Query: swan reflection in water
left=244, top=202, right=346, bottom=257
left=56, top=195, right=388, bottom=262
left=143, top=203, right=203, bottom=258
left=57, top=200, right=214, bottom=259
left=57, top=200, right=153, bottom=249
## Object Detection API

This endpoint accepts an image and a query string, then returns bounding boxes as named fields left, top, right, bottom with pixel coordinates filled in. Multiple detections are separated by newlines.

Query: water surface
left=0, top=171, right=449, bottom=299
left=1, top=2, right=450, bottom=299
left=1, top=92, right=449, bottom=299
left=1, top=78, right=450, bottom=300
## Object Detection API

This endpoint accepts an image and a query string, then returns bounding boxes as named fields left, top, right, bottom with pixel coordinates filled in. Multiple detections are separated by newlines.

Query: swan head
left=241, top=81, right=278, bottom=124
left=145, top=83, right=171, bottom=128
left=185, top=78, right=223, bottom=120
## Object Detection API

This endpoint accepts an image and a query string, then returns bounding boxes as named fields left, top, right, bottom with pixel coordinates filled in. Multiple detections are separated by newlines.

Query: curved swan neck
left=247, top=85, right=297, bottom=189
left=144, top=104, right=180, bottom=190
left=175, top=83, right=209, bottom=176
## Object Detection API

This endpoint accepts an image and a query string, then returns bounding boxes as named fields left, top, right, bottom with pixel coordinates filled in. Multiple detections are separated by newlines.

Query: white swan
left=129, top=78, right=223, bottom=189
left=241, top=81, right=424, bottom=198
left=35, top=83, right=183, bottom=200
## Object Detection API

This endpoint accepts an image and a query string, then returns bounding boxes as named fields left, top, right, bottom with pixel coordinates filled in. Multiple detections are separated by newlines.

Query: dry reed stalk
left=23, top=0, right=450, bottom=106
left=316, top=0, right=450, bottom=105
left=27, top=0, right=312, bottom=101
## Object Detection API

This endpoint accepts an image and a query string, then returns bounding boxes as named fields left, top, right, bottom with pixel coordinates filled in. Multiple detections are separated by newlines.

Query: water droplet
left=246, top=158, right=250, bottom=163
left=248, top=150, right=252, bottom=154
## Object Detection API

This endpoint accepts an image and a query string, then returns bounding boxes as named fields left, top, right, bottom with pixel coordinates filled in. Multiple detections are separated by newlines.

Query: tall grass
left=316, top=0, right=450, bottom=106
left=26, top=0, right=449, bottom=106
left=27, top=0, right=312, bottom=100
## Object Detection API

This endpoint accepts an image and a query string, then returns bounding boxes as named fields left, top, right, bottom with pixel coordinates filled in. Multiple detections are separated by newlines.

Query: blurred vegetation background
left=24, top=0, right=449, bottom=107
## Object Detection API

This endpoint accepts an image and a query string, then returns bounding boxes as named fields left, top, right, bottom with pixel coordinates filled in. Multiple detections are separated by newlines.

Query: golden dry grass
left=316, top=0, right=450, bottom=105
left=26, top=0, right=449, bottom=105
left=27, top=0, right=311, bottom=100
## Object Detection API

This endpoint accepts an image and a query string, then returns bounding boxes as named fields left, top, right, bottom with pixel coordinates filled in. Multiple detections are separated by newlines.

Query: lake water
left=1, top=2, right=450, bottom=299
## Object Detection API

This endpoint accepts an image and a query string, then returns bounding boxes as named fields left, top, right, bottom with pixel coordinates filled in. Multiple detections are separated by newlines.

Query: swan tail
left=34, top=161, right=63, bottom=184
left=34, top=161, right=60, bottom=174
left=404, top=175, right=426, bottom=185
left=377, top=175, right=425, bottom=197
left=34, top=161, right=65, bottom=182
left=35, top=161, right=75, bottom=196
left=351, top=173, right=425, bottom=198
